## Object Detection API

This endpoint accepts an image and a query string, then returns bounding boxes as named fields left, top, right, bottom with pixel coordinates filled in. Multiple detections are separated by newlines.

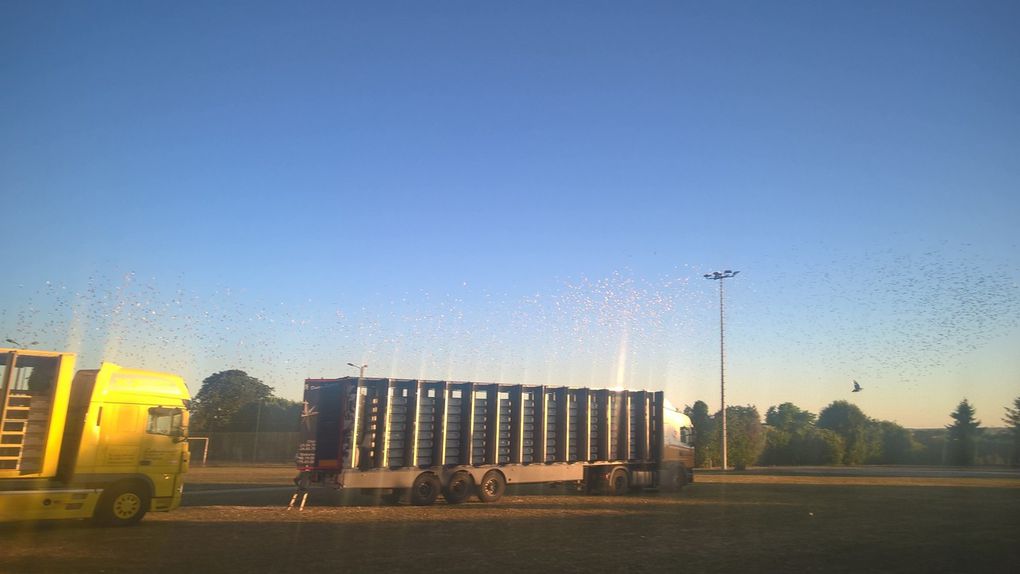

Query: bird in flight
left=852, top=380, right=863, bottom=393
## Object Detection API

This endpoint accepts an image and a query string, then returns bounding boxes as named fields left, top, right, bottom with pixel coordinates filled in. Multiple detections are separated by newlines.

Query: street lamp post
left=347, top=362, right=367, bottom=380
left=347, top=362, right=369, bottom=471
left=5, top=338, right=39, bottom=349
left=704, top=269, right=739, bottom=470
left=253, top=398, right=263, bottom=463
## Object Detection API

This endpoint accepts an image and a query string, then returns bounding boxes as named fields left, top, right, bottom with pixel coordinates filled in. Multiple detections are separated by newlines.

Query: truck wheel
left=409, top=474, right=441, bottom=506
left=443, top=471, right=474, bottom=504
left=605, top=468, right=629, bottom=496
left=476, top=470, right=506, bottom=503
left=93, top=482, right=150, bottom=526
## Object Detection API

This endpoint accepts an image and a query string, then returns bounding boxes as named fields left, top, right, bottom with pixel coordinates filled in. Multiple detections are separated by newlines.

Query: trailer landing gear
left=287, top=472, right=311, bottom=510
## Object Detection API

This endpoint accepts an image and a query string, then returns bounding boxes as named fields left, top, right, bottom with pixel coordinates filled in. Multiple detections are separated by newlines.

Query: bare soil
left=3, top=466, right=1018, bottom=573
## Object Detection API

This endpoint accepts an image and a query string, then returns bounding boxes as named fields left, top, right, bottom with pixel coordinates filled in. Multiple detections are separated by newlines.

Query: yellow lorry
left=0, top=348, right=190, bottom=525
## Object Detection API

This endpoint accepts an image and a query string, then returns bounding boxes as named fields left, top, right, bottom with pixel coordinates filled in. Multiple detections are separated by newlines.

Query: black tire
left=93, top=482, right=150, bottom=526
left=677, top=465, right=690, bottom=489
left=476, top=470, right=506, bottom=503
left=443, top=471, right=474, bottom=504
left=605, top=468, right=629, bottom=496
left=409, top=474, right=441, bottom=506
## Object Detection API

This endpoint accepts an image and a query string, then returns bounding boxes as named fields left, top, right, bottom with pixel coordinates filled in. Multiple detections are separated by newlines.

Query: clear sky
left=2, top=1, right=1018, bottom=428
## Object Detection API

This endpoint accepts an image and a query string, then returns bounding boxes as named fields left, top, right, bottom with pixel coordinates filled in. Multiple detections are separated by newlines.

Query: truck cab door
left=140, top=407, right=188, bottom=498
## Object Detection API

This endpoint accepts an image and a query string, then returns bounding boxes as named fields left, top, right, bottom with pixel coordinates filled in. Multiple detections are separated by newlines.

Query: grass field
left=3, top=467, right=1018, bottom=573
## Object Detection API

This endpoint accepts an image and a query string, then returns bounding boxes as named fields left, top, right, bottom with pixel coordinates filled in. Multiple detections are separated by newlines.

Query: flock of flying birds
left=1, top=248, right=1016, bottom=408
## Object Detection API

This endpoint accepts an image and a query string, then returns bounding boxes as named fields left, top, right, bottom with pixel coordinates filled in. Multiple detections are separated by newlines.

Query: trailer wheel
left=409, top=473, right=441, bottom=506
left=606, top=468, right=629, bottom=496
left=93, top=482, right=150, bottom=526
left=443, top=471, right=474, bottom=504
left=476, top=470, right=506, bottom=503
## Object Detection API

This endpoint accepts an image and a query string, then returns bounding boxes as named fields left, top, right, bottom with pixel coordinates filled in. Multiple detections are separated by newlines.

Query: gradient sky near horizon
left=2, top=1, right=1018, bottom=428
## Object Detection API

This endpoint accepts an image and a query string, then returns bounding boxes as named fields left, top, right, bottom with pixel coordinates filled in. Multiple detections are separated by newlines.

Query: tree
left=873, top=420, right=919, bottom=464
left=946, top=398, right=981, bottom=466
left=765, top=402, right=816, bottom=433
left=864, top=424, right=886, bottom=463
left=26, top=359, right=58, bottom=392
left=1004, top=396, right=1020, bottom=467
left=762, top=402, right=819, bottom=466
left=685, top=400, right=717, bottom=468
left=760, top=426, right=793, bottom=466
left=720, top=405, right=765, bottom=470
left=226, top=397, right=302, bottom=432
left=760, top=401, right=848, bottom=466
left=817, top=400, right=871, bottom=465
left=791, top=428, right=845, bottom=465
left=191, top=370, right=275, bottom=432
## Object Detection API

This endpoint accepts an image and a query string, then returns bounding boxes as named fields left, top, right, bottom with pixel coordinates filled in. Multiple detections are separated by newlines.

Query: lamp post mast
left=347, top=362, right=367, bottom=380
left=704, top=270, right=739, bottom=470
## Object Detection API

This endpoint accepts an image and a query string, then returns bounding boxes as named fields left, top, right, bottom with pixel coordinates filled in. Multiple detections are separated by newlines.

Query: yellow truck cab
left=0, top=348, right=190, bottom=524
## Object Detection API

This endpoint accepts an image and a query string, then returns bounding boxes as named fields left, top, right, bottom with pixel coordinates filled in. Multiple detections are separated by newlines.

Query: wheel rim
left=483, top=479, right=498, bottom=496
left=113, top=493, right=142, bottom=519
left=450, top=478, right=468, bottom=496
left=416, top=482, right=435, bottom=499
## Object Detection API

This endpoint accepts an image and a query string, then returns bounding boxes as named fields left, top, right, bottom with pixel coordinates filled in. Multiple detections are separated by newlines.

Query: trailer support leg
left=287, top=490, right=308, bottom=510
left=287, top=471, right=311, bottom=510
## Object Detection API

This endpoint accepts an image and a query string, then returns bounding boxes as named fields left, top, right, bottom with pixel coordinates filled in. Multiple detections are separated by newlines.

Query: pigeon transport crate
left=295, top=377, right=695, bottom=505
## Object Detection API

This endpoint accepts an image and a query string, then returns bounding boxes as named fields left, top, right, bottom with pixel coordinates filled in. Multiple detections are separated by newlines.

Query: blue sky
left=2, top=1, right=1018, bottom=427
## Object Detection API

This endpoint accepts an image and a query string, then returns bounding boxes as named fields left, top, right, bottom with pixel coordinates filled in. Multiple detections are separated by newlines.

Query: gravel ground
left=3, top=466, right=1017, bottom=573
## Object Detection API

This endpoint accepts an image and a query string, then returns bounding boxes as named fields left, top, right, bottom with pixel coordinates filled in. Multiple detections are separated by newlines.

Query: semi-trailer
left=295, top=376, right=694, bottom=505
left=0, top=348, right=191, bottom=524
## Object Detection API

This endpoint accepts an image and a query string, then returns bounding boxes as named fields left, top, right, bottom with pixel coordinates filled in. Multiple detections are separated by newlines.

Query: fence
left=189, top=432, right=300, bottom=464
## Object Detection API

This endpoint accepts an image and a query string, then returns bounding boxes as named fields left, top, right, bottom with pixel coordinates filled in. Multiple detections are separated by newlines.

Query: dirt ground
left=3, top=466, right=1019, bottom=573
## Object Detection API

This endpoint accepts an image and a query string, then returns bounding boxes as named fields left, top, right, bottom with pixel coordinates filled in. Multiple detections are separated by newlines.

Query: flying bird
left=852, top=380, right=862, bottom=392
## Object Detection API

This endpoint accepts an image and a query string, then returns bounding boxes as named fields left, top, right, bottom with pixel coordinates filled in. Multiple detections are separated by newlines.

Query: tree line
left=684, top=396, right=1020, bottom=469
left=184, top=369, right=1020, bottom=470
